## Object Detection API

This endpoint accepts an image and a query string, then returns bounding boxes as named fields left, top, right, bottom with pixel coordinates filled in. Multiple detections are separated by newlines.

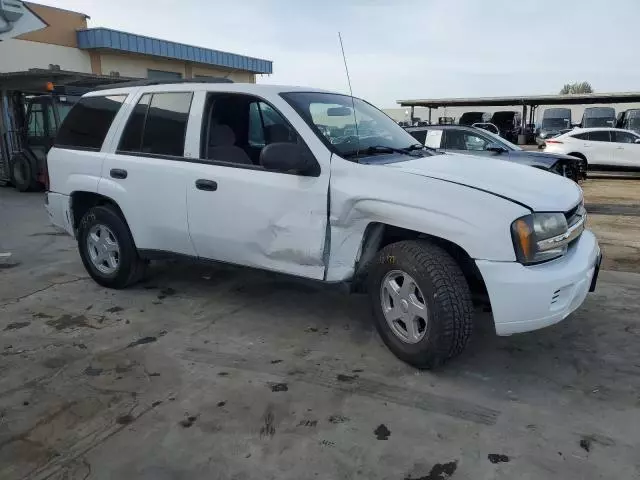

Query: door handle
left=616, top=146, right=624, bottom=149
left=110, top=168, right=127, bottom=179
left=195, top=179, right=217, bottom=191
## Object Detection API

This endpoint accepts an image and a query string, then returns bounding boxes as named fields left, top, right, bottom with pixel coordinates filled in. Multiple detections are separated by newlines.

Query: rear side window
left=118, top=92, right=193, bottom=157
left=571, top=132, right=589, bottom=140
left=55, top=95, right=126, bottom=151
left=587, top=130, right=611, bottom=142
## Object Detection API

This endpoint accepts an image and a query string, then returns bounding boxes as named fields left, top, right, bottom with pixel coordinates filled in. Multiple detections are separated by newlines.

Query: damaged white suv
left=46, top=80, right=601, bottom=367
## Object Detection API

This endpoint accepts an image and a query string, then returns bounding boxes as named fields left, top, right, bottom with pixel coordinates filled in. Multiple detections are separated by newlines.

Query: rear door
left=98, top=89, right=197, bottom=256
left=184, top=90, right=330, bottom=279
left=611, top=130, right=640, bottom=167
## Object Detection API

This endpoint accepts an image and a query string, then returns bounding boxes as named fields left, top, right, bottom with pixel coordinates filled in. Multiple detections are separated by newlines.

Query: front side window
left=248, top=101, right=297, bottom=148
left=282, top=92, right=427, bottom=159
left=612, top=131, right=638, bottom=143
left=55, top=95, right=126, bottom=151
left=118, top=92, right=192, bottom=157
left=443, top=130, right=490, bottom=151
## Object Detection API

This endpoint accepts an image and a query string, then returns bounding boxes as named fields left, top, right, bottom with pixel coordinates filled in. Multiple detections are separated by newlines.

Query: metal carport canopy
left=397, top=91, right=640, bottom=108
left=0, top=69, right=135, bottom=94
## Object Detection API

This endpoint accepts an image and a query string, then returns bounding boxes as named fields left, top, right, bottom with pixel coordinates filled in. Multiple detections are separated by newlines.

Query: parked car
left=46, top=80, right=600, bottom=368
left=405, top=124, right=586, bottom=181
left=536, top=108, right=572, bottom=147
left=490, top=111, right=521, bottom=142
left=544, top=127, right=640, bottom=169
left=459, top=111, right=490, bottom=126
left=616, top=109, right=640, bottom=133
left=581, top=107, right=616, bottom=128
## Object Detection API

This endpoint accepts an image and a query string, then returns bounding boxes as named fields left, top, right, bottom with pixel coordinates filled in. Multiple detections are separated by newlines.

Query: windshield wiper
left=342, top=144, right=435, bottom=159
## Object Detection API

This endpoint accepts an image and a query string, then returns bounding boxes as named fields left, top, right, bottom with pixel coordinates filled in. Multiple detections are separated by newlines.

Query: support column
left=410, top=106, right=415, bottom=125
left=428, top=107, right=432, bottom=124
left=518, top=104, right=527, bottom=145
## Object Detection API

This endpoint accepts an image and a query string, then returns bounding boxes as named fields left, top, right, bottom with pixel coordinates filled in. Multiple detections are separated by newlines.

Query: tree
left=559, top=82, right=594, bottom=94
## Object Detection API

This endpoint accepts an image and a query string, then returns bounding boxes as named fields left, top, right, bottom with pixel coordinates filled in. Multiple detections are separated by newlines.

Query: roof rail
left=92, top=77, right=234, bottom=91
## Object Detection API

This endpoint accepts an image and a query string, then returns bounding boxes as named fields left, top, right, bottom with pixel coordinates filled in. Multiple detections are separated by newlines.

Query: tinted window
left=118, top=93, right=151, bottom=152
left=55, top=95, right=126, bottom=150
left=571, top=132, right=589, bottom=140
left=408, top=129, right=428, bottom=144
left=612, top=131, right=638, bottom=143
left=118, top=92, right=192, bottom=157
left=588, top=130, right=611, bottom=142
left=142, top=92, right=192, bottom=156
left=28, top=103, right=45, bottom=137
left=443, top=129, right=490, bottom=151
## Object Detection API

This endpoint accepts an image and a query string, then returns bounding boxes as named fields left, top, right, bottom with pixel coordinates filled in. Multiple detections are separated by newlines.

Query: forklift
left=8, top=85, right=81, bottom=191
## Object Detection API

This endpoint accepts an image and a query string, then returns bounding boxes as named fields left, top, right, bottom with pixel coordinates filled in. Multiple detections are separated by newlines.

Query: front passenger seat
left=208, top=125, right=252, bottom=165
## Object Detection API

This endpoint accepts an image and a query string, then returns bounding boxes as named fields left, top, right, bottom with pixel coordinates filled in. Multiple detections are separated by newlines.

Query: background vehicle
left=459, top=111, right=489, bottom=126
left=490, top=111, right=521, bottom=142
left=47, top=81, right=598, bottom=368
left=544, top=127, right=640, bottom=169
left=616, top=109, right=640, bottom=133
left=406, top=124, right=586, bottom=181
left=537, top=108, right=572, bottom=147
left=581, top=107, right=616, bottom=128
left=9, top=94, right=77, bottom=191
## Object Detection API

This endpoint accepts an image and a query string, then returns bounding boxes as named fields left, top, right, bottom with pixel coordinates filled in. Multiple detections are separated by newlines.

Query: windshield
left=542, top=118, right=569, bottom=129
left=281, top=92, right=427, bottom=159
left=584, top=117, right=615, bottom=127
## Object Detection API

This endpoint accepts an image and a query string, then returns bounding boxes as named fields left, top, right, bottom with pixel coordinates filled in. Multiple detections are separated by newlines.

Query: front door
left=611, top=130, right=640, bottom=168
left=582, top=130, right=614, bottom=166
left=442, top=129, right=494, bottom=157
left=184, top=91, right=330, bottom=279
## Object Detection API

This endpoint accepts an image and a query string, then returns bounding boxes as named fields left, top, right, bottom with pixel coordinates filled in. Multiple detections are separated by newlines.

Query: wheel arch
left=70, top=191, right=130, bottom=236
left=352, top=222, right=489, bottom=305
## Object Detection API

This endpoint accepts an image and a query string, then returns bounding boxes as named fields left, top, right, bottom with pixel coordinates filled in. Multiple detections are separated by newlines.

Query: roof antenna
left=338, top=32, right=359, bottom=157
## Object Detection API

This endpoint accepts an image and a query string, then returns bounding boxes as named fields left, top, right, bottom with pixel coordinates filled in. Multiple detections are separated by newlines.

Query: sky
left=35, top=0, right=640, bottom=107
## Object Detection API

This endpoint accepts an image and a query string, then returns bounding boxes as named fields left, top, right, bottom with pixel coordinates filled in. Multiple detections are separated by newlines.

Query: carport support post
left=518, top=103, right=527, bottom=145
left=428, top=107, right=432, bottom=124
left=410, top=106, right=415, bottom=125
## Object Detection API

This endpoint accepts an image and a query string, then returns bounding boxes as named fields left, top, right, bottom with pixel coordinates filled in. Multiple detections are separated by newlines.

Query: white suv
left=46, top=80, right=601, bottom=368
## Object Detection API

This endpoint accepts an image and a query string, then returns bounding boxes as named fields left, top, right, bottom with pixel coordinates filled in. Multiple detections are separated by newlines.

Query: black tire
left=368, top=240, right=473, bottom=369
left=77, top=205, right=145, bottom=289
left=10, top=154, right=39, bottom=192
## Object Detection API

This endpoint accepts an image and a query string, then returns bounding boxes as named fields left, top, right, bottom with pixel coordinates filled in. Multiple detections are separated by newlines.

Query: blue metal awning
left=77, top=28, right=273, bottom=74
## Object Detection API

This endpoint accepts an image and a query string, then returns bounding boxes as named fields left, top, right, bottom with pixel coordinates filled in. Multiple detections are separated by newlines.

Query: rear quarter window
left=54, top=95, right=127, bottom=151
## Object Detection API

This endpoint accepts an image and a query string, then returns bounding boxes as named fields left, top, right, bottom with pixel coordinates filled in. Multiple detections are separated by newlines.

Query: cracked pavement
left=1, top=188, right=640, bottom=479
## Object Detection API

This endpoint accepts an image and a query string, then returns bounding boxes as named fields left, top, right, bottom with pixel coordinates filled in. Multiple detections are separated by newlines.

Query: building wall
left=0, top=38, right=91, bottom=73
left=98, top=52, right=256, bottom=82
left=18, top=2, right=88, bottom=47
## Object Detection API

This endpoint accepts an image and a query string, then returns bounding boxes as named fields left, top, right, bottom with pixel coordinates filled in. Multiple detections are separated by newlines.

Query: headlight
left=511, top=212, right=584, bottom=264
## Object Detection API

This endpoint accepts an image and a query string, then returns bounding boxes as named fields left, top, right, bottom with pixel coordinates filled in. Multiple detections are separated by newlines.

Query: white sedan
left=544, top=127, right=640, bottom=168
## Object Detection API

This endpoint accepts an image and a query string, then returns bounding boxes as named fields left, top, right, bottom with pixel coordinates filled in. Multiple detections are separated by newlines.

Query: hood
left=504, top=150, right=583, bottom=168
left=381, top=153, right=582, bottom=212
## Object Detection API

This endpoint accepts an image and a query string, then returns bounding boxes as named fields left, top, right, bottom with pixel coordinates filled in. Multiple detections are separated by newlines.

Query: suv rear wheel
left=77, top=205, right=145, bottom=289
left=368, top=240, right=473, bottom=369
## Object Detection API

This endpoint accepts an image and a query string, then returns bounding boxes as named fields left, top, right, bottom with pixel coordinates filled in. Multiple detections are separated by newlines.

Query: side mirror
left=259, top=142, right=319, bottom=176
left=634, top=139, right=640, bottom=144
left=486, top=143, right=506, bottom=153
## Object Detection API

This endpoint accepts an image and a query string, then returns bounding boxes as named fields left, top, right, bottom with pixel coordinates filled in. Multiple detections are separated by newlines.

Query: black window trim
left=54, top=93, right=128, bottom=152
left=194, top=90, right=320, bottom=177
left=116, top=90, right=194, bottom=157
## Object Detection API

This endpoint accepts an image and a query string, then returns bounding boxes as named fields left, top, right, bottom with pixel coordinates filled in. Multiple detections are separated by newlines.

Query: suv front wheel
left=368, top=240, right=473, bottom=368
left=77, top=205, right=145, bottom=289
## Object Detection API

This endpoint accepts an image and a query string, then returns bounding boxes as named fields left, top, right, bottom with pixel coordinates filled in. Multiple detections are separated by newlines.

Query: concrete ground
left=1, top=185, right=639, bottom=480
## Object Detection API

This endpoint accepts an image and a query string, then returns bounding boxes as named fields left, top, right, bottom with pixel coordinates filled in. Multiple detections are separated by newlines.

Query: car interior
left=200, top=93, right=299, bottom=166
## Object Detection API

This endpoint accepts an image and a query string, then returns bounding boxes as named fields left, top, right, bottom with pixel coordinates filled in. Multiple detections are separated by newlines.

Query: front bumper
left=476, top=230, right=600, bottom=335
